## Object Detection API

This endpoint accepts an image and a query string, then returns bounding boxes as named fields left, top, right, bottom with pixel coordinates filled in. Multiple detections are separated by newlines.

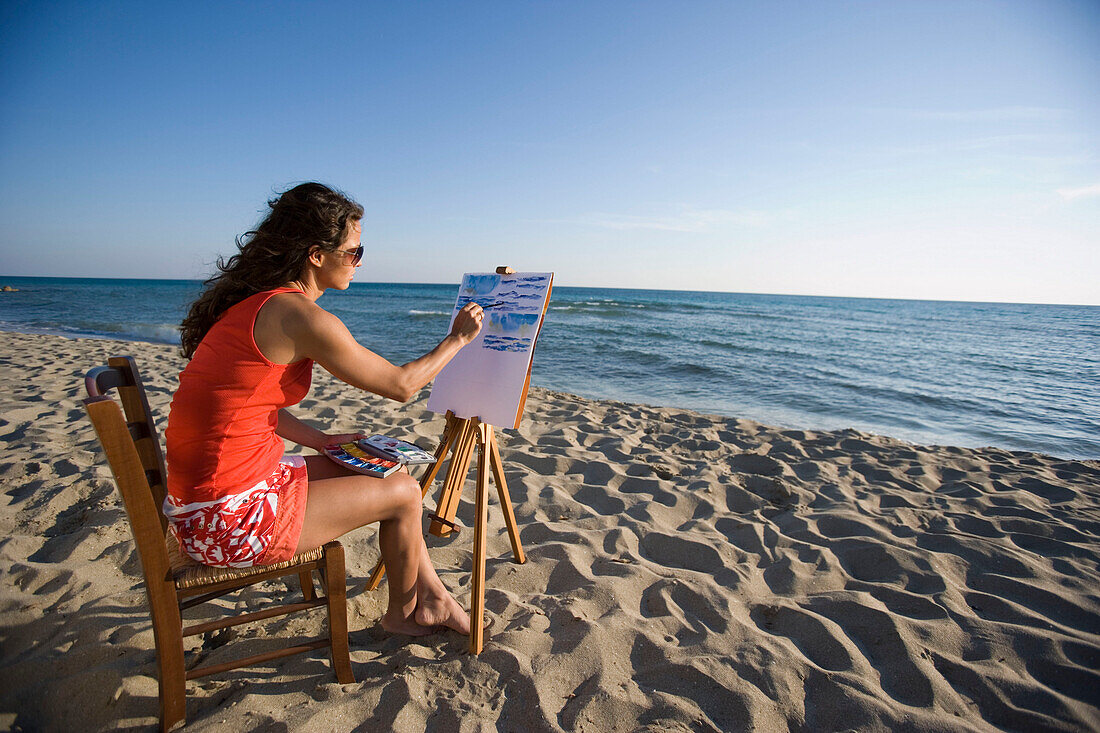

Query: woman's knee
left=390, top=472, right=423, bottom=514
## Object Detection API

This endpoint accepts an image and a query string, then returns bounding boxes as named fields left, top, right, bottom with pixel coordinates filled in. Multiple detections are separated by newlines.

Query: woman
left=165, top=182, right=480, bottom=636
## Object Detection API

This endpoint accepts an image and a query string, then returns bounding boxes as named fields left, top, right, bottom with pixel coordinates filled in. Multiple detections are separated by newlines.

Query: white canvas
left=427, top=272, right=553, bottom=428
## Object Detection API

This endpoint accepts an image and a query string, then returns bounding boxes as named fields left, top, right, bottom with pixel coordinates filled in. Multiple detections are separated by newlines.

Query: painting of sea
left=427, top=272, right=554, bottom=428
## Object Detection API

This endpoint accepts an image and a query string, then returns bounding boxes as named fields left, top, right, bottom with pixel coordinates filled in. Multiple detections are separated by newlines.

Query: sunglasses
left=334, top=245, right=364, bottom=266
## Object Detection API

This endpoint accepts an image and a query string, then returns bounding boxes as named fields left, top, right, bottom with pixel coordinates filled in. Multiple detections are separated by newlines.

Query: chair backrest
left=84, top=357, right=175, bottom=592
left=85, top=356, right=170, bottom=533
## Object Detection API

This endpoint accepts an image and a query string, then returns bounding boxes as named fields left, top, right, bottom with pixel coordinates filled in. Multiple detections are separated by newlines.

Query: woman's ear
left=307, top=245, right=324, bottom=267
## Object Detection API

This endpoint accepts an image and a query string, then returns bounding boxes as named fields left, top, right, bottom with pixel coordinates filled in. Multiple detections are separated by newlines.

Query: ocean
left=2, top=275, right=1097, bottom=459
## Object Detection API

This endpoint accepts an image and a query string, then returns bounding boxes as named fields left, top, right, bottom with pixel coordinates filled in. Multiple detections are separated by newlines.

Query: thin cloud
left=1056, top=184, right=1100, bottom=201
left=529, top=208, right=779, bottom=232
left=878, top=133, right=1073, bottom=157
left=867, top=106, right=1068, bottom=122
left=590, top=209, right=776, bottom=232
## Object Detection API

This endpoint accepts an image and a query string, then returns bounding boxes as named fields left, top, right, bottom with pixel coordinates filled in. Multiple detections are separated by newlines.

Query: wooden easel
left=365, top=410, right=526, bottom=653
left=366, top=266, right=545, bottom=654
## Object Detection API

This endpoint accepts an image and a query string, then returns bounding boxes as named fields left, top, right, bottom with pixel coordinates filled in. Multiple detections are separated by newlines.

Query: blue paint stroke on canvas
left=456, top=292, right=545, bottom=313
left=451, top=272, right=551, bottom=351
left=461, top=274, right=500, bottom=296
left=482, top=334, right=532, bottom=352
left=490, top=312, right=541, bottom=335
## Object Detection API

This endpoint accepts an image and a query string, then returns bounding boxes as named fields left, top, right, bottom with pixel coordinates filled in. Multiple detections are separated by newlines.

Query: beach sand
left=1, top=330, right=1098, bottom=732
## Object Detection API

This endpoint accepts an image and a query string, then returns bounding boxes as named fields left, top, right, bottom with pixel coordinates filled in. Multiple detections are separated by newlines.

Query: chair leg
left=154, top=622, right=187, bottom=731
left=322, top=542, right=355, bottom=683
left=298, top=570, right=316, bottom=601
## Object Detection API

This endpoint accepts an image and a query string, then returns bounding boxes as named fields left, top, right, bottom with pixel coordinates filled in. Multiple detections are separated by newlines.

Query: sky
left=1, top=1, right=1098, bottom=304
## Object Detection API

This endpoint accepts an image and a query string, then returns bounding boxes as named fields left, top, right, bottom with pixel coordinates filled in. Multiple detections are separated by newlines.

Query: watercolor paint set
left=359, top=434, right=436, bottom=464
left=322, top=441, right=401, bottom=478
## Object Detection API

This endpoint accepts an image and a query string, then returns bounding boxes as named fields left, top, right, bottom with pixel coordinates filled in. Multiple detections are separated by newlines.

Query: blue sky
left=1, top=1, right=1097, bottom=304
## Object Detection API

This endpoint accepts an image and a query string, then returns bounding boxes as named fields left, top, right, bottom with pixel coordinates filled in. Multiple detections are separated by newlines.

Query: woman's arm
left=275, top=409, right=334, bottom=451
left=290, top=301, right=483, bottom=402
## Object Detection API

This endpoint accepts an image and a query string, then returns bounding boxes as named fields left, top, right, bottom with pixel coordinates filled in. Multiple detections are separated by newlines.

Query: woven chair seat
left=166, top=534, right=326, bottom=590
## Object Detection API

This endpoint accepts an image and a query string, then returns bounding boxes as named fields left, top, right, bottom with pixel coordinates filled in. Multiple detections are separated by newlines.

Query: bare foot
left=414, top=591, right=470, bottom=635
left=380, top=609, right=435, bottom=637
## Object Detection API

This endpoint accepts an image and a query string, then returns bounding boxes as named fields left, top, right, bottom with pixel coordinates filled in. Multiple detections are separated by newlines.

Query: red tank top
left=166, top=288, right=314, bottom=501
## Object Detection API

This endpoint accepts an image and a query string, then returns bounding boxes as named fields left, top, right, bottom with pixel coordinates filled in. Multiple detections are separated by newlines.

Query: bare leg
left=296, top=457, right=435, bottom=636
left=413, top=533, right=470, bottom=634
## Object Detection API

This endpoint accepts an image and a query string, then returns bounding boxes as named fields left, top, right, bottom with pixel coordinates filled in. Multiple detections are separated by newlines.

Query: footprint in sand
left=640, top=578, right=729, bottom=634
left=577, top=460, right=617, bottom=486
left=639, top=532, right=723, bottom=574
left=807, top=594, right=935, bottom=708
left=1008, top=532, right=1095, bottom=559
left=630, top=636, right=754, bottom=731
left=714, top=517, right=777, bottom=562
left=967, top=574, right=1100, bottom=634
left=853, top=583, right=949, bottom=620
left=815, top=514, right=880, bottom=539
left=511, top=452, right=568, bottom=475
left=950, top=514, right=1002, bottom=538
left=831, top=539, right=946, bottom=594
left=728, top=452, right=787, bottom=476
left=618, top=476, right=677, bottom=507
left=52, top=458, right=82, bottom=478
left=963, top=590, right=1055, bottom=630
left=929, top=650, right=1078, bottom=731
left=750, top=604, right=854, bottom=672
left=916, top=533, right=1035, bottom=577
left=1016, top=476, right=1076, bottom=503
left=573, top=484, right=625, bottom=516
left=1025, top=656, right=1100, bottom=705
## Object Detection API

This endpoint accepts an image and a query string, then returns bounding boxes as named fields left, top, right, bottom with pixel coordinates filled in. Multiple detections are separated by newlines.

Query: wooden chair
left=83, top=356, right=354, bottom=732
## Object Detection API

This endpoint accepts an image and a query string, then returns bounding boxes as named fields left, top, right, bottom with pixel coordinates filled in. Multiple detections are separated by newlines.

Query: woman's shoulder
left=258, top=289, right=341, bottom=334
left=229, top=286, right=309, bottom=313
left=258, top=289, right=321, bottom=320
left=263, top=287, right=312, bottom=304
left=253, top=289, right=344, bottom=361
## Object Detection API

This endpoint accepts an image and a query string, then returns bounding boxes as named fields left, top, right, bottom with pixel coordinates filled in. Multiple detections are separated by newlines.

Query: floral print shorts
left=164, top=455, right=309, bottom=568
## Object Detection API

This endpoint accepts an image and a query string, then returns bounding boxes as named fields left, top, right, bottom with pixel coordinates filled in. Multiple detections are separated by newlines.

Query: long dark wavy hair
left=179, top=182, right=363, bottom=359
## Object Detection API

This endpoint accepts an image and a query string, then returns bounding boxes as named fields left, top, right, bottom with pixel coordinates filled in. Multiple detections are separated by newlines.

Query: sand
left=0, top=329, right=1098, bottom=732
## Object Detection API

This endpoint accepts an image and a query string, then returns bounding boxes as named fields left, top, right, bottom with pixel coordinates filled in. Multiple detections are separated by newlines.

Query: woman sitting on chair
left=165, top=182, right=480, bottom=637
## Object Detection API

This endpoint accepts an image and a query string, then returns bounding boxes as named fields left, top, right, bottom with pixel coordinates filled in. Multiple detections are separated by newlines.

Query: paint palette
left=360, top=434, right=436, bottom=464
left=323, top=441, right=401, bottom=478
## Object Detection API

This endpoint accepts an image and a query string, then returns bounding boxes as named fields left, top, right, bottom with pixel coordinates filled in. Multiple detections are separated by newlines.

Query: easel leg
left=430, top=419, right=477, bottom=537
left=488, top=429, right=526, bottom=564
left=418, top=412, right=461, bottom=498
left=469, top=421, right=490, bottom=654
left=366, top=413, right=460, bottom=591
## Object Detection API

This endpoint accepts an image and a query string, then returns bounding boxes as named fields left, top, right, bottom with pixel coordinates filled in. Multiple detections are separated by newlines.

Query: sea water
left=2, top=275, right=1097, bottom=459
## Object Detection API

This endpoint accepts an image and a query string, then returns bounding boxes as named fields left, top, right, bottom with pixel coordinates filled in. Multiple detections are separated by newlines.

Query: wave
left=579, top=300, right=646, bottom=308
left=550, top=305, right=655, bottom=319
left=550, top=298, right=807, bottom=321
left=99, top=323, right=182, bottom=344
left=668, top=361, right=727, bottom=379
left=408, top=310, right=449, bottom=316
left=0, top=321, right=181, bottom=345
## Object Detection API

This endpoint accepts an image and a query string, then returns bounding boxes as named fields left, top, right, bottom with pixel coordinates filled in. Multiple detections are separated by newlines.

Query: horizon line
left=0, top=273, right=1097, bottom=309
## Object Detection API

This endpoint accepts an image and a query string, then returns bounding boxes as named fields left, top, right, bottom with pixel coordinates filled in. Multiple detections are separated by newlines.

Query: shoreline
left=0, top=327, right=1090, bottom=462
left=1, top=330, right=1098, bottom=730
